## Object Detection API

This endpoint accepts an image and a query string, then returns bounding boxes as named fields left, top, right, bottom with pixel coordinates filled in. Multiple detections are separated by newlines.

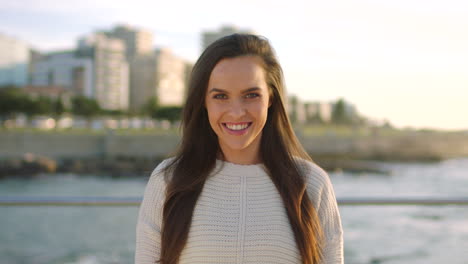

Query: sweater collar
left=212, top=159, right=267, bottom=177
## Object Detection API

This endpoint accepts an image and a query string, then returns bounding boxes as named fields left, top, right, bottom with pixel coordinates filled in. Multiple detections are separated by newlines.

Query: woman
left=135, top=34, right=343, bottom=264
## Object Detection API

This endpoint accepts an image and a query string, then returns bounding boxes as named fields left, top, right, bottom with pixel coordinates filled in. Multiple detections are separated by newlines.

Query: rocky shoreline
left=0, top=153, right=404, bottom=179
left=0, top=154, right=164, bottom=179
left=1, top=129, right=467, bottom=178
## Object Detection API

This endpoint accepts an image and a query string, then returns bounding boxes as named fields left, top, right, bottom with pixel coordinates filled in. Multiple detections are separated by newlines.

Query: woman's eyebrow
left=208, top=87, right=261, bottom=94
left=208, top=88, right=226, bottom=94
left=243, top=87, right=261, bottom=93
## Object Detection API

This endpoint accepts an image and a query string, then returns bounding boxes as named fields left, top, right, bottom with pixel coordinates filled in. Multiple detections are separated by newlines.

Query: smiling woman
left=135, top=34, right=343, bottom=264
left=205, top=55, right=270, bottom=164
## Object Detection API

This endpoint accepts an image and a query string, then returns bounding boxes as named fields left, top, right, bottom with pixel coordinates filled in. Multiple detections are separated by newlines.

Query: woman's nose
left=228, top=99, right=246, bottom=118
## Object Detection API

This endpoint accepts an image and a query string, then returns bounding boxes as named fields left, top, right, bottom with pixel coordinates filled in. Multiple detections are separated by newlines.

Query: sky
left=1, top=0, right=467, bottom=130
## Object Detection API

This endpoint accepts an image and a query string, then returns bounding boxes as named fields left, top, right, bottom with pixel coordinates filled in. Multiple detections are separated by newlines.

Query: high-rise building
left=129, top=53, right=157, bottom=112
left=201, top=25, right=255, bottom=50
left=155, top=48, right=187, bottom=106
left=183, top=62, right=193, bottom=99
left=0, top=33, right=30, bottom=86
left=104, top=24, right=154, bottom=60
left=304, top=102, right=333, bottom=123
left=129, top=48, right=188, bottom=111
left=28, top=49, right=44, bottom=84
left=320, top=102, right=333, bottom=122
left=331, top=99, right=359, bottom=123
left=103, top=24, right=154, bottom=111
left=31, top=50, right=93, bottom=97
left=288, top=96, right=307, bottom=124
left=78, top=33, right=129, bottom=110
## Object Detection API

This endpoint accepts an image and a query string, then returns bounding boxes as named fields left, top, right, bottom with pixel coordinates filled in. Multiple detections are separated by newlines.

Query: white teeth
left=226, top=123, right=249, bottom=130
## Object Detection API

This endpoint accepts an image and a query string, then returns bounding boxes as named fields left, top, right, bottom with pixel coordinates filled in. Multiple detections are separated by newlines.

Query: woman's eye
left=245, top=93, right=260, bottom=99
left=213, top=94, right=227, bottom=99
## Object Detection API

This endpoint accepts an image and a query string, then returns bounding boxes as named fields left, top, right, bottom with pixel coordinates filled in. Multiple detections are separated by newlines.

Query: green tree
left=32, top=96, right=54, bottom=116
left=102, top=109, right=125, bottom=117
left=53, top=97, right=66, bottom=117
left=289, top=95, right=298, bottom=124
left=0, top=87, right=55, bottom=126
left=0, top=86, right=26, bottom=121
left=331, top=98, right=349, bottom=125
left=154, top=106, right=182, bottom=122
left=20, top=96, right=38, bottom=120
left=51, top=97, right=66, bottom=129
left=141, top=96, right=159, bottom=116
left=310, top=109, right=325, bottom=124
left=71, top=96, right=101, bottom=118
left=71, top=96, right=101, bottom=128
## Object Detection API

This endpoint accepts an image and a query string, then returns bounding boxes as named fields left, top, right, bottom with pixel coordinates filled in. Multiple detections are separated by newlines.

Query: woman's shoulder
left=293, top=157, right=330, bottom=187
left=145, top=157, right=176, bottom=189
left=138, top=158, right=175, bottom=230
left=293, top=157, right=335, bottom=206
left=152, top=157, right=175, bottom=175
left=295, top=159, right=343, bottom=261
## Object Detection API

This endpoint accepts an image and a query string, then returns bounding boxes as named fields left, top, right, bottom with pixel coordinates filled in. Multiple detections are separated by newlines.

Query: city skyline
left=1, top=0, right=467, bottom=130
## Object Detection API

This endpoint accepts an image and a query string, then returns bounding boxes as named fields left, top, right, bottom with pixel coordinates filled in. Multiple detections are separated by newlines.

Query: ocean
left=1, top=158, right=467, bottom=264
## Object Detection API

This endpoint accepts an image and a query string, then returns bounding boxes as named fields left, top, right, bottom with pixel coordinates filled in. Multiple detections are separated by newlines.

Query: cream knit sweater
left=135, top=159, right=343, bottom=263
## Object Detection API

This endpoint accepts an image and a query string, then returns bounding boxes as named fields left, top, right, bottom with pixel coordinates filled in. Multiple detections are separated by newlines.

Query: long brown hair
left=160, top=34, right=323, bottom=264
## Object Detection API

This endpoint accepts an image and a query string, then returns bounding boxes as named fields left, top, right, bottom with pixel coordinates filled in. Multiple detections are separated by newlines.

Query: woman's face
left=205, top=55, right=270, bottom=164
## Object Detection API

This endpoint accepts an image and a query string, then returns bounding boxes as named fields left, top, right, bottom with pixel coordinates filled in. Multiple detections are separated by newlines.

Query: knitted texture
left=135, top=159, right=343, bottom=263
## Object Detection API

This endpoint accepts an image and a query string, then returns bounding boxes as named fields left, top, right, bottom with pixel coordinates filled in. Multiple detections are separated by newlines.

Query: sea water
left=1, top=158, right=467, bottom=264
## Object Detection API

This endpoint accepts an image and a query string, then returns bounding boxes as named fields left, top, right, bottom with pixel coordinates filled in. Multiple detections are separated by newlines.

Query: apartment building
left=78, top=33, right=129, bottom=110
left=31, top=50, right=93, bottom=97
left=304, top=102, right=333, bottom=123
left=201, top=25, right=255, bottom=50
left=0, top=33, right=30, bottom=86
left=103, top=24, right=154, bottom=60
left=130, top=48, right=188, bottom=111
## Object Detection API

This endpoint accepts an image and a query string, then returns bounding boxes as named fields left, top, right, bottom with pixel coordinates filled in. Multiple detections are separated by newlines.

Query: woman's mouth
left=222, top=122, right=252, bottom=135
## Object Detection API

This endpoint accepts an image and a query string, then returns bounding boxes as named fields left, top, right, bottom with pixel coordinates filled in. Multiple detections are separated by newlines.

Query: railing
left=337, top=197, right=468, bottom=206
left=0, top=196, right=142, bottom=206
left=1, top=197, right=468, bottom=206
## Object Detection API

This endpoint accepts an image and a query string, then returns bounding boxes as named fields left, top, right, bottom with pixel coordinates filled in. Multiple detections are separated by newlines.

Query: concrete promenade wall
left=0, top=131, right=180, bottom=159
left=1, top=130, right=468, bottom=161
left=297, top=132, right=468, bottom=160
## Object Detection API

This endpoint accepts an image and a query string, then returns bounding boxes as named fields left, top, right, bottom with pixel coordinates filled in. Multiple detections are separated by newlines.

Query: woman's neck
left=218, top=145, right=262, bottom=165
